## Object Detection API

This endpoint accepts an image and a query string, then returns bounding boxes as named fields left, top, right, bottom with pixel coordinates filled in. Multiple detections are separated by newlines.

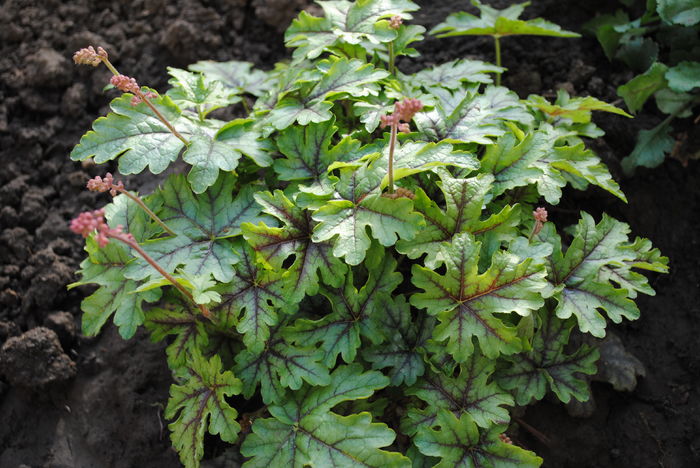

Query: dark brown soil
left=1, top=1, right=698, bottom=467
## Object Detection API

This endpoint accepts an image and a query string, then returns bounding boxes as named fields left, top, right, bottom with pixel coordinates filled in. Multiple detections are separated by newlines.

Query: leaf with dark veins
left=166, top=353, right=242, bottom=468
left=125, top=173, right=268, bottom=283
left=242, top=190, right=347, bottom=300
left=411, top=233, right=547, bottom=361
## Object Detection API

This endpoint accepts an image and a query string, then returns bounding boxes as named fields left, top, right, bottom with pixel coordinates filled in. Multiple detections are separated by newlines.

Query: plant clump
left=67, top=1, right=668, bottom=467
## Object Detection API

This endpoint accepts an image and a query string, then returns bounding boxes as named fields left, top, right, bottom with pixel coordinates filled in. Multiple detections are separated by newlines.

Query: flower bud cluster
left=70, top=209, right=133, bottom=248
left=380, top=98, right=423, bottom=133
left=87, top=172, right=124, bottom=197
left=389, top=15, right=403, bottom=29
left=73, top=46, right=107, bottom=66
left=532, top=206, right=548, bottom=236
left=110, top=74, right=140, bottom=94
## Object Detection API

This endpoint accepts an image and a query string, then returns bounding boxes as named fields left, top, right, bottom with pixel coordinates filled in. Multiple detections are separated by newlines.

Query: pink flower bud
left=69, top=209, right=133, bottom=248
left=398, top=122, right=410, bottom=133
left=394, top=98, right=423, bottom=122
left=130, top=91, right=158, bottom=106
left=87, top=173, right=124, bottom=196
left=533, top=207, right=548, bottom=223
left=110, top=74, right=140, bottom=94
left=389, top=15, right=403, bottom=29
left=73, top=46, right=102, bottom=66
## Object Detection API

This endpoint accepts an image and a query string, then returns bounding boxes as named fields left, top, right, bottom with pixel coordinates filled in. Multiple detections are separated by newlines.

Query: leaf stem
left=494, top=36, right=502, bottom=86
left=388, top=119, right=398, bottom=194
left=110, top=231, right=211, bottom=318
left=100, top=56, right=189, bottom=145
left=388, top=42, right=396, bottom=75
left=116, top=188, right=177, bottom=237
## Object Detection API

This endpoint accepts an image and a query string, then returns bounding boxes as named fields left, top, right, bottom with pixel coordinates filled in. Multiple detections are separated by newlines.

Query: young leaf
left=188, top=60, right=272, bottom=97
left=234, top=320, right=331, bottom=404
left=431, top=0, right=579, bottom=39
left=617, top=62, right=669, bottom=113
left=125, top=173, right=268, bottom=283
left=526, top=89, right=632, bottom=123
left=396, top=172, right=519, bottom=268
left=285, top=249, right=402, bottom=367
left=404, top=351, right=514, bottom=435
left=70, top=94, right=195, bottom=174
left=411, top=233, right=547, bottom=361
left=665, top=61, right=700, bottom=92
left=211, top=242, right=291, bottom=353
left=411, top=59, right=505, bottom=89
left=657, top=0, right=700, bottom=26
left=415, top=86, right=534, bottom=145
left=363, top=295, right=433, bottom=386
left=535, top=213, right=666, bottom=337
left=496, top=308, right=598, bottom=405
left=620, top=116, right=675, bottom=174
left=414, top=410, right=542, bottom=468
left=166, top=353, right=242, bottom=468
left=240, top=364, right=409, bottom=468
left=265, top=57, right=389, bottom=130
left=311, top=165, right=424, bottom=265
left=166, top=67, right=237, bottom=118
left=285, top=0, right=420, bottom=60
left=242, top=190, right=347, bottom=300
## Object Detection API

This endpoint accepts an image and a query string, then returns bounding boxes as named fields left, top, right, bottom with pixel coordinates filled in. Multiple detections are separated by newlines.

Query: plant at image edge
left=68, top=2, right=668, bottom=467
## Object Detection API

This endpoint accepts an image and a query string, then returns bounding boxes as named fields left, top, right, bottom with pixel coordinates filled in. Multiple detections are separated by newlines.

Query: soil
left=0, top=1, right=698, bottom=467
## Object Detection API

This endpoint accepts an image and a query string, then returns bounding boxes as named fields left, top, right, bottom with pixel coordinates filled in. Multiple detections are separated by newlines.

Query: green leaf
left=166, top=352, right=242, bottom=468
left=70, top=93, right=195, bottom=174
left=125, top=173, right=267, bottom=283
left=621, top=116, right=675, bottom=174
left=166, top=67, right=237, bottom=118
left=368, top=141, right=479, bottom=189
left=411, top=59, right=505, bottom=89
left=404, top=352, right=513, bottom=435
left=654, top=88, right=695, bottom=117
left=216, top=118, right=274, bottom=167
left=241, top=364, right=409, bottom=468
left=410, top=233, right=547, bottom=361
left=617, top=62, right=669, bottom=113
left=597, top=237, right=669, bottom=299
left=182, top=135, right=242, bottom=194
left=311, top=165, right=424, bottom=265
left=480, top=128, right=626, bottom=204
left=273, top=118, right=368, bottom=194
left=526, top=89, right=632, bottom=123
left=212, top=242, right=291, bottom=353
left=286, top=249, right=402, bottom=367
left=189, top=60, right=272, bottom=97
left=69, top=196, right=162, bottom=338
left=414, top=410, right=542, bottom=468
left=145, top=293, right=210, bottom=370
left=234, top=320, right=331, bottom=404
left=362, top=295, right=432, bottom=386
left=242, top=190, right=347, bottom=301
left=396, top=172, right=520, bottom=268
left=431, top=0, right=579, bottom=39
left=415, top=87, right=534, bottom=145
left=285, top=0, right=419, bottom=60
left=497, top=308, right=598, bottom=405
left=265, top=57, right=389, bottom=130
left=536, top=213, right=664, bottom=337
left=665, top=61, right=700, bottom=92
left=657, top=0, right=700, bottom=26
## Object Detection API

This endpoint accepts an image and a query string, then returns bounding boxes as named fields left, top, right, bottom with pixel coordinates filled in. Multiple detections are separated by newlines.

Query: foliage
left=586, top=0, right=700, bottom=173
left=69, top=2, right=667, bottom=467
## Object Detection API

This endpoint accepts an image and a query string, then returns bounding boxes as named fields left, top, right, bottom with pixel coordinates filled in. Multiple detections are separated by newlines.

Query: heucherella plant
left=68, top=2, right=668, bottom=467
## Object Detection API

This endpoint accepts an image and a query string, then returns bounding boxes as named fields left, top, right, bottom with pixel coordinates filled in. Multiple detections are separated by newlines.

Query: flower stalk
left=73, top=46, right=188, bottom=145
left=87, top=173, right=177, bottom=236
left=380, top=98, right=423, bottom=194
left=70, top=209, right=210, bottom=318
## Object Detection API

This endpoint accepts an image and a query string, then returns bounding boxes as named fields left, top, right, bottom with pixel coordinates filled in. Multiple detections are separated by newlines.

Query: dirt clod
left=0, top=327, right=76, bottom=388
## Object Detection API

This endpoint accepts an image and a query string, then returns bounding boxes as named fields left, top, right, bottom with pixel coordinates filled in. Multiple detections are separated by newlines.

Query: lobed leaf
left=241, top=364, right=409, bottom=467
left=166, top=353, right=242, bottom=468
left=496, top=308, right=598, bottom=404
left=411, top=233, right=547, bottom=361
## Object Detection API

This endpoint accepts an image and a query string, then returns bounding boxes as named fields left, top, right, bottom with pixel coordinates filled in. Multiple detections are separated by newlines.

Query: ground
left=0, top=1, right=698, bottom=467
